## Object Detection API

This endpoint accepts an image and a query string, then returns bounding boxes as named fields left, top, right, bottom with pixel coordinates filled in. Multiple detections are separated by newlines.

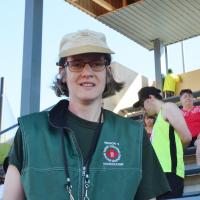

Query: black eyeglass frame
left=63, top=59, right=109, bottom=72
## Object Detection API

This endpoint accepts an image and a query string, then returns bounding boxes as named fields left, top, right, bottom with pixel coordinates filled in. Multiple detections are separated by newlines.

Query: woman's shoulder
left=18, top=111, right=48, bottom=125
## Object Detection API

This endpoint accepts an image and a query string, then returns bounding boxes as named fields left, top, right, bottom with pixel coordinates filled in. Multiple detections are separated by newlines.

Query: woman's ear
left=107, top=65, right=112, bottom=73
left=149, top=95, right=154, bottom=99
left=106, top=66, right=112, bottom=83
left=59, top=66, right=64, bottom=74
left=58, top=66, right=66, bottom=82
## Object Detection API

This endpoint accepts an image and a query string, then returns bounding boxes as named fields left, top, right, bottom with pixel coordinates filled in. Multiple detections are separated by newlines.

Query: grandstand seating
left=182, top=146, right=200, bottom=198
left=0, top=92, right=199, bottom=198
left=128, top=92, right=200, bottom=199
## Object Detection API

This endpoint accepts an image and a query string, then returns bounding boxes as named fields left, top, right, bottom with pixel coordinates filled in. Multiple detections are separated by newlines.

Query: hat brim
left=133, top=100, right=142, bottom=108
left=59, top=45, right=114, bottom=58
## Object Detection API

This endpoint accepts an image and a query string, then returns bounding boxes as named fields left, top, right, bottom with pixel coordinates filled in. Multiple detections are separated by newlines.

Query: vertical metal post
left=165, top=46, right=168, bottom=74
left=20, top=0, right=43, bottom=116
left=153, top=39, right=166, bottom=91
left=181, top=41, right=185, bottom=73
left=0, top=77, right=4, bottom=131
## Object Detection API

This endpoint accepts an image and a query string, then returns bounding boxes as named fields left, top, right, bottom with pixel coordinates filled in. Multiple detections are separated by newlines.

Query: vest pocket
left=21, top=167, right=79, bottom=200
left=88, top=168, right=142, bottom=200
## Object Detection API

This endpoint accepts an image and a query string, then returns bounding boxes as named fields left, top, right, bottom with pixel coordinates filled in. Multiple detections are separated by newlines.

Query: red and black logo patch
left=103, top=145, right=121, bottom=162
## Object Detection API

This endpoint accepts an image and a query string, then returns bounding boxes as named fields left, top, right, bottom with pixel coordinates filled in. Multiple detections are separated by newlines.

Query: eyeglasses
left=64, top=60, right=107, bottom=72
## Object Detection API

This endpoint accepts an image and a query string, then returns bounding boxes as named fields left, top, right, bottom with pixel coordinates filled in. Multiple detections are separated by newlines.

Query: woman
left=134, top=86, right=191, bottom=199
left=4, top=30, right=169, bottom=200
left=143, top=113, right=155, bottom=138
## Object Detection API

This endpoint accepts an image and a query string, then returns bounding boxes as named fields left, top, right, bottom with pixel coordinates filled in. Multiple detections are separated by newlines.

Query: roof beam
left=122, top=0, right=127, bottom=7
left=92, top=0, right=115, bottom=11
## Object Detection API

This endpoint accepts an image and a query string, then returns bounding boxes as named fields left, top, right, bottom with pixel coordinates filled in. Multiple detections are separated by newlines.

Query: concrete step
left=184, top=154, right=196, bottom=165
left=184, top=164, right=200, bottom=192
left=185, top=164, right=200, bottom=176
left=184, top=184, right=200, bottom=194
left=169, top=191, right=200, bottom=199
left=184, top=147, right=196, bottom=156
left=185, top=174, right=200, bottom=186
left=184, top=147, right=196, bottom=165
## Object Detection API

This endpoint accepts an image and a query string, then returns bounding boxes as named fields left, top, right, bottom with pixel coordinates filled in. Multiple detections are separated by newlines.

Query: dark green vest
left=19, top=109, right=143, bottom=200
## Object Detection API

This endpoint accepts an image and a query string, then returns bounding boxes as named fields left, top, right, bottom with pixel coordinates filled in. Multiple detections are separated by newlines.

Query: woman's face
left=180, top=93, right=193, bottom=108
left=61, top=53, right=107, bottom=103
left=143, top=97, right=156, bottom=116
left=144, top=115, right=155, bottom=127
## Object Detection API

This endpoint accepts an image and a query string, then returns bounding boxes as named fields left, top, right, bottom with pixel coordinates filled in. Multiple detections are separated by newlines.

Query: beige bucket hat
left=59, top=29, right=114, bottom=58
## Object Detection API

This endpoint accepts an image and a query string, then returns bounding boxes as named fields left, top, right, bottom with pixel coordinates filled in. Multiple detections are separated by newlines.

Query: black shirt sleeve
left=134, top=130, right=170, bottom=200
left=9, top=128, right=23, bottom=173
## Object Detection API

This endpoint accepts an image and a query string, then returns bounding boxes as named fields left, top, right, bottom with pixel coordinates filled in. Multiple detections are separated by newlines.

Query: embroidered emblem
left=104, top=145, right=121, bottom=162
left=103, top=142, right=124, bottom=166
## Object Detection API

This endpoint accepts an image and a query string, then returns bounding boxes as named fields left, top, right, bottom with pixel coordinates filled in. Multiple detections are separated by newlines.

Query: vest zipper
left=82, top=166, right=86, bottom=200
left=62, top=109, right=103, bottom=200
left=68, top=131, right=85, bottom=200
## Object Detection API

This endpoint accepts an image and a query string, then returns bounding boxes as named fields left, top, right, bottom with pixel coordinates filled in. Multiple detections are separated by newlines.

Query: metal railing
left=0, top=124, right=18, bottom=136
left=0, top=105, right=53, bottom=137
left=127, top=90, right=200, bottom=119
left=163, top=90, right=200, bottom=103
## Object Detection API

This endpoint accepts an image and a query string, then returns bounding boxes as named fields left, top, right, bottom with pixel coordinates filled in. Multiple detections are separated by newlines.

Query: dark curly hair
left=52, top=53, right=124, bottom=98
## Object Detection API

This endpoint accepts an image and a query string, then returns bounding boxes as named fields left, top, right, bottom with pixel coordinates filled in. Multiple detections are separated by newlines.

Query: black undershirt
left=66, top=110, right=99, bottom=162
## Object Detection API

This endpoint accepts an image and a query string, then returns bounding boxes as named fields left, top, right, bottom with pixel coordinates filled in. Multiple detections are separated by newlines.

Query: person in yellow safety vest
left=133, top=86, right=192, bottom=199
left=163, top=69, right=181, bottom=98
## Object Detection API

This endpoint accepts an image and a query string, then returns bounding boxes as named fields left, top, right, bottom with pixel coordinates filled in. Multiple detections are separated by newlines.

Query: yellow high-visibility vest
left=151, top=111, right=184, bottom=178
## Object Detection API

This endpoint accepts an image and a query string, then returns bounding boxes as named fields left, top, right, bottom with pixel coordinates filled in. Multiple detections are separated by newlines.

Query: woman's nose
left=81, top=63, right=94, bottom=73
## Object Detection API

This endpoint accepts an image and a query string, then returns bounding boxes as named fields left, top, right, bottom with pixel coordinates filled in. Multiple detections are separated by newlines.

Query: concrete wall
left=103, top=66, right=200, bottom=114
left=176, top=69, right=200, bottom=95
left=103, top=62, right=152, bottom=113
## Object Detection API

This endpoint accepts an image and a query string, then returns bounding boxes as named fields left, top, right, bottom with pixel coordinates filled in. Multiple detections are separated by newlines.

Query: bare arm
left=3, top=165, right=24, bottom=200
left=162, top=102, right=192, bottom=147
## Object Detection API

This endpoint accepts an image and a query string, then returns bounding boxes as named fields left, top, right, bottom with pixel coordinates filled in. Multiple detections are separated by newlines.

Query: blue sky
left=0, top=0, right=200, bottom=125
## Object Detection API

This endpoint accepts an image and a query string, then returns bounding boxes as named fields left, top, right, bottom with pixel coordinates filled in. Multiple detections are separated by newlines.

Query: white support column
left=181, top=41, right=185, bottom=73
left=165, top=46, right=168, bottom=74
left=0, top=77, right=4, bottom=131
left=153, top=39, right=166, bottom=91
left=20, top=0, right=43, bottom=116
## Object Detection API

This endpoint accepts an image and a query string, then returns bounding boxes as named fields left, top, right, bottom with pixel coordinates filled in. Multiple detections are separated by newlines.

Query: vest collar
left=48, top=99, right=69, bottom=129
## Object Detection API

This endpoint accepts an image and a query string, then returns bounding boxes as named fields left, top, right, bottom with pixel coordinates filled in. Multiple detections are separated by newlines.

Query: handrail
left=1, top=90, right=200, bottom=135
left=0, top=124, right=18, bottom=136
left=163, top=90, right=200, bottom=103
left=0, top=105, right=53, bottom=136
left=123, top=90, right=200, bottom=118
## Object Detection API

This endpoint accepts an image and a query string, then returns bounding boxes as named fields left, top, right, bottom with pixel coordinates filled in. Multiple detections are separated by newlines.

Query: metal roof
left=65, top=0, right=200, bottom=50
